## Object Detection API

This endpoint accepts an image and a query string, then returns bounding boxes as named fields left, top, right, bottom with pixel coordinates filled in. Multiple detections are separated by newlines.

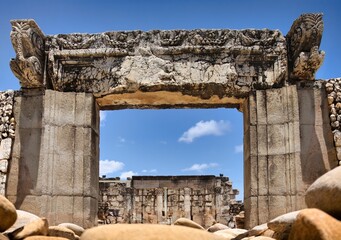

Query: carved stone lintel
left=287, top=13, right=324, bottom=80
left=10, top=19, right=46, bottom=88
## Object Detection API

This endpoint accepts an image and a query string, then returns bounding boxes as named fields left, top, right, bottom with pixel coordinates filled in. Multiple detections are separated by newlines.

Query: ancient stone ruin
left=0, top=13, right=339, bottom=230
left=98, top=175, right=242, bottom=228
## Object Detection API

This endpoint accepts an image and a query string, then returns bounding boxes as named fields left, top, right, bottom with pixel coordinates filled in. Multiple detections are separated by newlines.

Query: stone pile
left=0, top=90, right=15, bottom=196
left=326, top=78, right=341, bottom=166
left=1, top=166, right=341, bottom=239
left=0, top=195, right=84, bottom=240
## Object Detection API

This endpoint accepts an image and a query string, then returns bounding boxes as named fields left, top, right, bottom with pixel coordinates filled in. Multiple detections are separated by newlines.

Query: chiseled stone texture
left=7, top=89, right=99, bottom=228
left=45, top=28, right=287, bottom=110
left=243, top=83, right=337, bottom=229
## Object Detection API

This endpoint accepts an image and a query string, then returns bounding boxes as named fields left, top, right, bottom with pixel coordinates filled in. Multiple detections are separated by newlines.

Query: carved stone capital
left=10, top=19, right=46, bottom=88
left=155, top=188, right=164, bottom=195
left=287, top=13, right=324, bottom=80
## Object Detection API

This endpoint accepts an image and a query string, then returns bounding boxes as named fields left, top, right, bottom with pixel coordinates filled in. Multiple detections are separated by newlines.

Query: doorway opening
left=98, top=108, right=244, bottom=226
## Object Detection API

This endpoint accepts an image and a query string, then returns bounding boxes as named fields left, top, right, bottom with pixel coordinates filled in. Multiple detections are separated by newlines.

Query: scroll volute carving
left=10, top=19, right=46, bottom=88
left=287, top=13, right=325, bottom=81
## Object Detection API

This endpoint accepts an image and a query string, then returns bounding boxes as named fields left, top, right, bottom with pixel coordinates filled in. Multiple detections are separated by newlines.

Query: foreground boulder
left=5, top=210, right=40, bottom=233
left=0, top=195, right=17, bottom=232
left=12, top=218, right=48, bottom=239
left=207, top=223, right=229, bottom=232
left=48, top=226, right=78, bottom=240
left=173, top=218, right=205, bottom=230
left=80, top=224, right=225, bottom=240
left=288, top=208, right=341, bottom=240
left=213, top=228, right=247, bottom=239
left=57, top=223, right=84, bottom=236
left=305, top=166, right=341, bottom=218
left=267, top=210, right=300, bottom=240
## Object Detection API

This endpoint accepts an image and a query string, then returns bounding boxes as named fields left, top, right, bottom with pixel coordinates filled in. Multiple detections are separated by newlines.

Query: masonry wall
left=98, top=175, right=242, bottom=228
left=6, top=89, right=100, bottom=228
left=243, top=83, right=337, bottom=228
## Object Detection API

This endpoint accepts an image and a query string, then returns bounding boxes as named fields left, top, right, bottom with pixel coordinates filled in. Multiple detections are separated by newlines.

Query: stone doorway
left=6, top=14, right=338, bottom=229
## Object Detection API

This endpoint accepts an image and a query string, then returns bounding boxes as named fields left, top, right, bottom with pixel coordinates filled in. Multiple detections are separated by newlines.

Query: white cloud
left=178, top=120, right=230, bottom=143
left=120, top=171, right=138, bottom=179
left=182, top=163, right=218, bottom=172
left=99, top=160, right=124, bottom=176
left=141, top=169, right=157, bottom=173
left=234, top=144, right=243, bottom=153
left=100, top=111, right=107, bottom=126
left=118, top=137, right=126, bottom=143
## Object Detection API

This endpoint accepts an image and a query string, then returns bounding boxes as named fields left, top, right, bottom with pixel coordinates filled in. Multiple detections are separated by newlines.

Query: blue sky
left=1, top=1, right=340, bottom=200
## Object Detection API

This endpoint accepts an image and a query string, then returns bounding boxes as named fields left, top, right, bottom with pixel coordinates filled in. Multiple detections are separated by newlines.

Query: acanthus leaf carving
left=287, top=13, right=324, bottom=80
left=10, top=19, right=46, bottom=88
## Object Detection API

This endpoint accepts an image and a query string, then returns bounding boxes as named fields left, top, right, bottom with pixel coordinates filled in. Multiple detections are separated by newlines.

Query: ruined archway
left=5, top=14, right=338, bottom=228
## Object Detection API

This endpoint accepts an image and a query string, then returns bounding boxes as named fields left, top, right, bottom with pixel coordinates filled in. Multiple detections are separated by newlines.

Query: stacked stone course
left=0, top=90, right=15, bottom=195
left=98, top=175, right=243, bottom=229
left=325, top=78, right=341, bottom=166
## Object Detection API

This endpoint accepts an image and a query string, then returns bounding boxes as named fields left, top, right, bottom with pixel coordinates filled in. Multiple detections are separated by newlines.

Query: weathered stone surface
left=207, top=223, right=229, bottom=232
left=287, top=13, right=324, bottom=80
left=267, top=210, right=300, bottom=233
left=0, top=138, right=12, bottom=160
left=48, top=226, right=78, bottom=240
left=173, top=218, right=205, bottom=230
left=25, top=237, right=68, bottom=240
left=288, top=208, right=341, bottom=240
left=305, top=166, right=341, bottom=218
left=0, top=233, right=9, bottom=240
left=10, top=20, right=45, bottom=88
left=80, top=224, right=226, bottom=240
left=0, top=195, right=17, bottom=232
left=5, top=210, right=40, bottom=233
left=99, top=175, right=241, bottom=228
left=213, top=228, right=247, bottom=239
left=57, top=223, right=84, bottom=237
left=267, top=210, right=300, bottom=240
left=12, top=218, right=48, bottom=240
left=45, top=28, right=287, bottom=104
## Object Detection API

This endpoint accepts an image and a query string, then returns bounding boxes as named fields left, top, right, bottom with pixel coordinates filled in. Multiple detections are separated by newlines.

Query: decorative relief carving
left=10, top=19, right=45, bottom=88
left=45, top=27, right=287, bottom=96
left=287, top=13, right=324, bottom=80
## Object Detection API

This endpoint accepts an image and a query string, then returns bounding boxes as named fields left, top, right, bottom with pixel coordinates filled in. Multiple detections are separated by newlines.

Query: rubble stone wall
left=0, top=90, right=15, bottom=195
left=325, top=78, right=341, bottom=166
left=98, top=176, right=243, bottom=229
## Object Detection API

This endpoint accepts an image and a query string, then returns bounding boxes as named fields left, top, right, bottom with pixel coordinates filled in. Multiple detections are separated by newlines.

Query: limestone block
left=80, top=224, right=226, bottom=240
left=0, top=138, right=12, bottom=160
left=305, top=166, right=341, bottom=218
left=12, top=218, right=49, bottom=240
left=0, top=160, right=8, bottom=173
left=288, top=208, right=341, bottom=240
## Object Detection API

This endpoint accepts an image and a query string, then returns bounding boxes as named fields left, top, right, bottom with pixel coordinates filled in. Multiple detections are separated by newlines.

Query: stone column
left=243, top=84, right=337, bottom=228
left=214, top=187, right=222, bottom=222
left=7, top=89, right=99, bottom=228
left=156, top=188, right=163, bottom=223
left=184, top=187, right=191, bottom=219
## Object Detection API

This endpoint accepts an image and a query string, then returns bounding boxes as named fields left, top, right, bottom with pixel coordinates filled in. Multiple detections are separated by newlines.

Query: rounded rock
left=80, top=224, right=225, bottom=240
left=57, top=223, right=84, bottom=236
left=207, top=223, right=229, bottom=232
left=0, top=195, right=17, bottom=232
left=305, top=166, right=341, bottom=218
left=288, top=208, right=341, bottom=240
left=173, top=218, right=205, bottom=230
